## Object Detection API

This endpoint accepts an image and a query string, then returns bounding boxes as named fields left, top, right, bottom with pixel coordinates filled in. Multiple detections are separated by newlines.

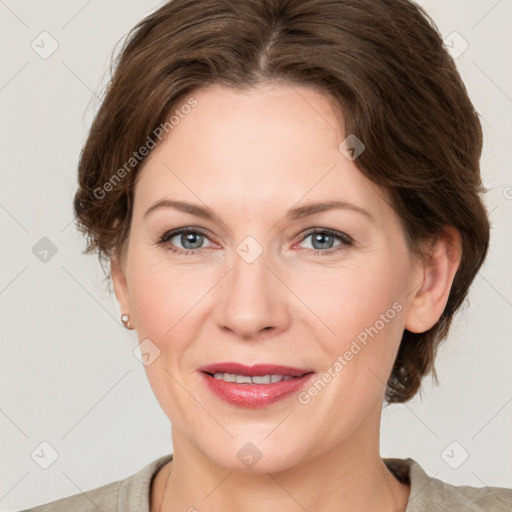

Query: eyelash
left=156, top=227, right=354, bottom=257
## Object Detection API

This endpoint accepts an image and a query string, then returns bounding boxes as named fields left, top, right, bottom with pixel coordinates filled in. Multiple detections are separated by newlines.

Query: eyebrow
left=283, top=200, right=373, bottom=222
left=143, top=199, right=373, bottom=224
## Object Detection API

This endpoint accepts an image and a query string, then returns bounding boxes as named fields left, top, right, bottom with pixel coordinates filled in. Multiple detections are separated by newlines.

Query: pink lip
left=197, top=362, right=315, bottom=409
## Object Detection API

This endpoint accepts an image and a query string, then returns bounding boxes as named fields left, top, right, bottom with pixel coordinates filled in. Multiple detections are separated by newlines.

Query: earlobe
left=405, top=226, right=462, bottom=334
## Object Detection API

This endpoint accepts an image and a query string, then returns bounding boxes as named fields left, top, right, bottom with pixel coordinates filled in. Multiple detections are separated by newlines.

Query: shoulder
left=384, top=457, right=512, bottom=512
left=17, top=453, right=174, bottom=512
left=18, top=480, right=121, bottom=512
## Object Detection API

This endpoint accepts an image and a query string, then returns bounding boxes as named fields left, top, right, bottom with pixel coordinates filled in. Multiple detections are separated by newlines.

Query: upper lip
left=198, top=362, right=314, bottom=377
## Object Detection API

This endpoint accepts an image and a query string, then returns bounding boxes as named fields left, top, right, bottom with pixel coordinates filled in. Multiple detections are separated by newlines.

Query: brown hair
left=73, top=0, right=490, bottom=403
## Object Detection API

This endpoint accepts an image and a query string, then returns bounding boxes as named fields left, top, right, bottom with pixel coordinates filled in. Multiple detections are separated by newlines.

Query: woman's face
left=112, top=82, right=425, bottom=471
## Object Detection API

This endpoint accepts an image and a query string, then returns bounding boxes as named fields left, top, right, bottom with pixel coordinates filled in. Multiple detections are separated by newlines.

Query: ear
left=405, top=226, right=462, bottom=333
left=111, top=248, right=131, bottom=319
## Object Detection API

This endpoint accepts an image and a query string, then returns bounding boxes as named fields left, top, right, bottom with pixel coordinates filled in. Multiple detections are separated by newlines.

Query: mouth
left=197, top=362, right=316, bottom=408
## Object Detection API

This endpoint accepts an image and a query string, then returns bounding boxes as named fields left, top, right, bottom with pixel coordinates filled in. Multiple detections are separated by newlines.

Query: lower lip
left=199, top=371, right=316, bottom=408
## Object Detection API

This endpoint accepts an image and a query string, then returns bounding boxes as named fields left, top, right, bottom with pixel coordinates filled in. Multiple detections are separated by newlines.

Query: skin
left=111, top=82, right=462, bottom=512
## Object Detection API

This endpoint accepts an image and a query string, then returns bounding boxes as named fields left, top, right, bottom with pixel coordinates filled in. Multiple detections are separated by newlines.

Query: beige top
left=20, top=453, right=512, bottom=511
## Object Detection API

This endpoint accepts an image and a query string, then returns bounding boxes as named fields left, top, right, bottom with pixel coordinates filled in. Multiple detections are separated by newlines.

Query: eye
left=156, top=226, right=353, bottom=257
left=156, top=227, right=215, bottom=255
left=295, top=228, right=353, bottom=255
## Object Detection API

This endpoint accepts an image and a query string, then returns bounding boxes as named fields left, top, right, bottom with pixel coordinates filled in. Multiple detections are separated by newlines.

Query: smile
left=198, top=363, right=316, bottom=408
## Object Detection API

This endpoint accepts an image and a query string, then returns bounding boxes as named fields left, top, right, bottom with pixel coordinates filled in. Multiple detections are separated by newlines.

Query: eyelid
left=158, top=226, right=217, bottom=245
left=296, top=227, right=354, bottom=245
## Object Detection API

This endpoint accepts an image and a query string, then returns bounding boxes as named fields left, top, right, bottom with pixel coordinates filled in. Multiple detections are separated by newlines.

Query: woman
left=21, top=0, right=512, bottom=510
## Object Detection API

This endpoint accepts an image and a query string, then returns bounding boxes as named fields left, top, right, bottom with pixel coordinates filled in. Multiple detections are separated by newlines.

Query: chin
left=194, top=435, right=307, bottom=474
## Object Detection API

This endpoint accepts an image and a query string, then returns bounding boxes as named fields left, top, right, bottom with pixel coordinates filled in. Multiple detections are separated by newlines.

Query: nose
left=217, top=245, right=291, bottom=340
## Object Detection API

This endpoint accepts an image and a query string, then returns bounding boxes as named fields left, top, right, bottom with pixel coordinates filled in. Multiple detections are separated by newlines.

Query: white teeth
left=212, top=373, right=297, bottom=384
left=251, top=375, right=270, bottom=384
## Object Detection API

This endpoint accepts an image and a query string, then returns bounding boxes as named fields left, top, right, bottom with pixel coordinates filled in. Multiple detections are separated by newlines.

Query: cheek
left=126, top=248, right=212, bottom=338
left=290, top=254, right=409, bottom=397
left=125, top=255, right=211, bottom=425
left=290, top=274, right=407, bottom=442
left=292, top=255, right=408, bottom=342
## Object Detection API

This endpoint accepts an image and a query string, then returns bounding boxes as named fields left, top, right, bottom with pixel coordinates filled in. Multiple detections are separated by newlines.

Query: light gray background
left=1, top=0, right=511, bottom=510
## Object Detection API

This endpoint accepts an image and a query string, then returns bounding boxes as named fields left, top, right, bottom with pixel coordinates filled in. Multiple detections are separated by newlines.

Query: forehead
left=133, top=83, right=390, bottom=221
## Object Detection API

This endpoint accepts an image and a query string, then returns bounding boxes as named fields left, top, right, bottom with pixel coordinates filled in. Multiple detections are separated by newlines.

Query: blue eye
left=297, top=229, right=353, bottom=255
left=157, top=227, right=213, bottom=255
